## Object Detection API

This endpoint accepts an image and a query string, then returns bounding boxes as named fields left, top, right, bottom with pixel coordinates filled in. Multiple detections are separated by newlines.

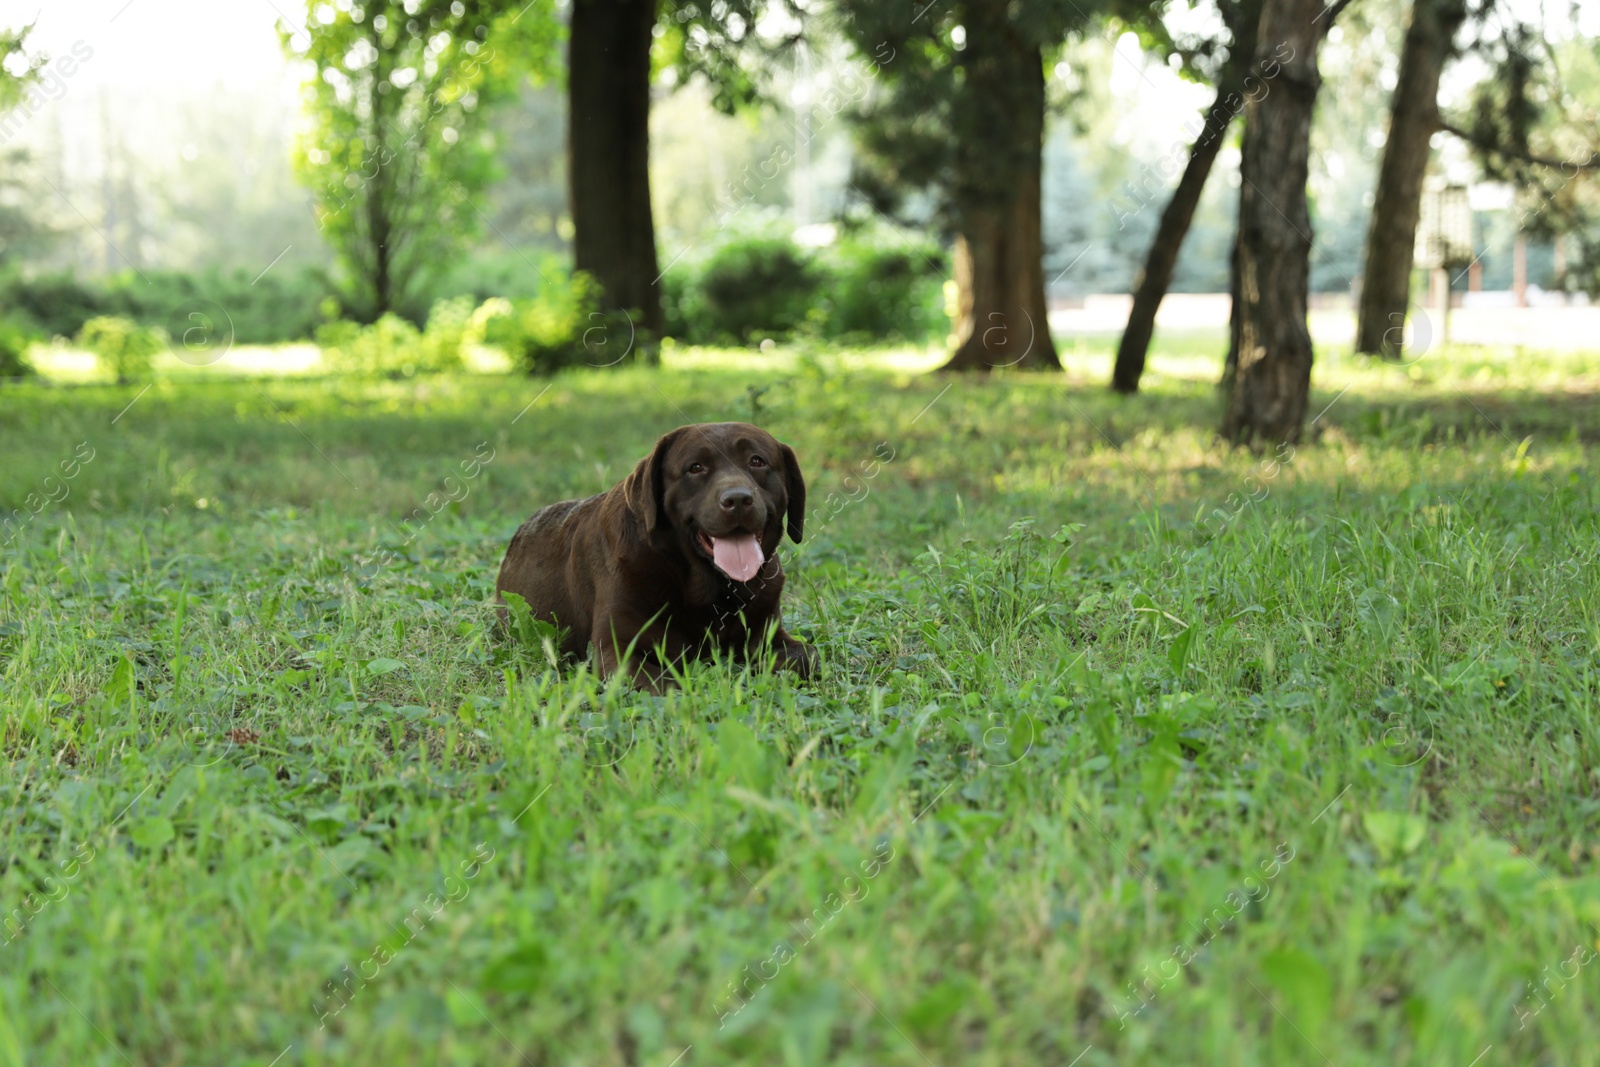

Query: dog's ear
left=623, top=428, right=685, bottom=536
left=779, top=442, right=806, bottom=543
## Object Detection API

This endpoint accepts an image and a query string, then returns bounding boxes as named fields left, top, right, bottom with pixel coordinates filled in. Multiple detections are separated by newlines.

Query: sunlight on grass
left=24, top=340, right=517, bottom=381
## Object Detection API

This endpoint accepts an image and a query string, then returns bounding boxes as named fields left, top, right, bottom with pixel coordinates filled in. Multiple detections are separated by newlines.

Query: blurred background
left=0, top=0, right=1596, bottom=385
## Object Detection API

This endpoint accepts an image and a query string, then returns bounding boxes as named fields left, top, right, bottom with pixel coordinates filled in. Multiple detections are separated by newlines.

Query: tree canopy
left=283, top=0, right=556, bottom=319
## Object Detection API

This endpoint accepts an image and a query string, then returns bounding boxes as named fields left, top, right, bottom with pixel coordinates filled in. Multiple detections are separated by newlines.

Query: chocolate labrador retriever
left=495, top=422, right=816, bottom=691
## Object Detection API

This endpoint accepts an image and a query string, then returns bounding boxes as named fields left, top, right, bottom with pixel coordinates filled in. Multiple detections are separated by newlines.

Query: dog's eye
left=749, top=455, right=767, bottom=468
left=686, top=462, right=707, bottom=475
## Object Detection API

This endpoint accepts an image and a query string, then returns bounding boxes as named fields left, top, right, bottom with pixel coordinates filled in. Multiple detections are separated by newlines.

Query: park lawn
left=1, top=337, right=1599, bottom=1067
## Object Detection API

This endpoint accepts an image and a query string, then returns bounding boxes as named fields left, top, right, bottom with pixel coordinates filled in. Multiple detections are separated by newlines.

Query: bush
left=424, top=249, right=567, bottom=306
left=316, top=298, right=503, bottom=379
left=78, top=316, right=165, bottom=385
left=2, top=271, right=109, bottom=338
left=316, top=314, right=424, bottom=379
left=484, top=272, right=638, bottom=375
left=165, top=270, right=327, bottom=342
left=418, top=296, right=472, bottom=373
left=695, top=236, right=822, bottom=344
left=0, top=317, right=38, bottom=378
left=660, top=225, right=948, bottom=346
left=108, top=269, right=335, bottom=344
left=0, top=267, right=335, bottom=344
left=816, top=236, right=948, bottom=342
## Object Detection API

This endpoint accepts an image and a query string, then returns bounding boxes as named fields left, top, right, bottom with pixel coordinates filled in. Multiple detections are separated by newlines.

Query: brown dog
left=494, top=422, right=816, bottom=691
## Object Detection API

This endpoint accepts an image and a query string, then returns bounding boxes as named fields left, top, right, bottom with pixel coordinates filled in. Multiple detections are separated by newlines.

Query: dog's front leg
left=773, top=628, right=818, bottom=680
left=761, top=624, right=818, bottom=680
left=593, top=609, right=686, bottom=694
left=732, top=615, right=817, bottom=681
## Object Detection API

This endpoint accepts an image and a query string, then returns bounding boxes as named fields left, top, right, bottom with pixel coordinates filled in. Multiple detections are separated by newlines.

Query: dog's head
left=623, top=422, right=805, bottom=582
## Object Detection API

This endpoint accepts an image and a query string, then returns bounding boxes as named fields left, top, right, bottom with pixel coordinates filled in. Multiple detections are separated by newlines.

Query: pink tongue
left=711, top=534, right=765, bottom=582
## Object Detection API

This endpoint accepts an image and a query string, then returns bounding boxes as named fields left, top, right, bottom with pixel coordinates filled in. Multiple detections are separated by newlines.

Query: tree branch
left=1438, top=119, right=1600, bottom=171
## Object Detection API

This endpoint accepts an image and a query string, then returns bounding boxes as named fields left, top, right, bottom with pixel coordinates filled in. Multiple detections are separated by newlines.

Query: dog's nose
left=719, top=487, right=755, bottom=512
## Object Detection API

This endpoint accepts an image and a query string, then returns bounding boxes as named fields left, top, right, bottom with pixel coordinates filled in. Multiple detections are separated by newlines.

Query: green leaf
left=1261, top=948, right=1332, bottom=1037
left=1513, top=434, right=1534, bottom=475
left=1224, top=604, right=1266, bottom=627
left=482, top=940, right=550, bottom=994
left=501, top=591, right=568, bottom=659
left=1050, top=523, right=1085, bottom=545
left=1167, top=625, right=1196, bottom=677
left=328, top=835, right=375, bottom=869
left=365, top=657, right=405, bottom=676
left=106, top=655, right=136, bottom=706
left=1362, top=811, right=1428, bottom=861
left=501, top=589, right=533, bottom=629
left=1140, top=728, right=1183, bottom=820
left=1083, top=692, right=1119, bottom=764
left=130, top=816, right=175, bottom=851
left=996, top=711, right=1038, bottom=764
left=1355, top=586, right=1399, bottom=636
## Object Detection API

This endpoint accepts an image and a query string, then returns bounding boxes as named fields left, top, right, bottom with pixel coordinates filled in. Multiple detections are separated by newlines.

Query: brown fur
left=494, top=422, right=816, bottom=691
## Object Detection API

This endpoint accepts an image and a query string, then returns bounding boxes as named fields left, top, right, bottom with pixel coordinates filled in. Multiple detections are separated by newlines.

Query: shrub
left=0, top=317, right=37, bottom=378
left=0, top=268, right=335, bottom=344
left=416, top=295, right=476, bottom=371
left=424, top=249, right=567, bottom=306
left=107, top=269, right=335, bottom=345
left=2, top=271, right=109, bottom=338
left=78, top=316, right=165, bottom=385
left=695, top=235, right=822, bottom=344
left=660, top=225, right=949, bottom=346
left=315, top=298, right=508, bottom=379
left=483, top=272, right=636, bottom=375
left=659, top=268, right=696, bottom=342
left=817, top=236, right=948, bottom=342
left=316, top=313, right=425, bottom=379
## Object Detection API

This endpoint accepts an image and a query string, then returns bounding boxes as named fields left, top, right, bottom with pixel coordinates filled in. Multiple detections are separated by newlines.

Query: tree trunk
left=366, top=32, right=395, bottom=319
left=1220, top=0, right=1333, bottom=445
left=1112, top=0, right=1261, bottom=393
left=1111, top=97, right=1236, bottom=392
left=1222, top=224, right=1242, bottom=393
left=942, top=1, right=1057, bottom=371
left=568, top=0, right=664, bottom=340
left=1353, top=0, right=1467, bottom=358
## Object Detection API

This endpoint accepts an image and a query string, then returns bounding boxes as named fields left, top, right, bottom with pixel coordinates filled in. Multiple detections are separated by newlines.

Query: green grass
left=2, top=337, right=1599, bottom=1067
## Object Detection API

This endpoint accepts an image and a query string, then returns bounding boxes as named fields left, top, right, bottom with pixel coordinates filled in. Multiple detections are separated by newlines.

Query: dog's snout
left=719, top=486, right=755, bottom=511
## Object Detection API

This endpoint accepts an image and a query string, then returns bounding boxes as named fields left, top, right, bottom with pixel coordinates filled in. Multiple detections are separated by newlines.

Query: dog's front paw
left=779, top=638, right=819, bottom=681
